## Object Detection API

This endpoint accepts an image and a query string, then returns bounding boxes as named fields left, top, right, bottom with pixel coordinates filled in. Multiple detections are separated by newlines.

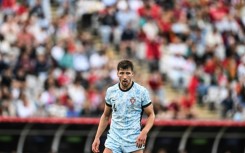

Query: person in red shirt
left=203, top=57, right=217, bottom=75
left=187, top=73, right=199, bottom=107
left=1, top=0, right=16, bottom=12
left=180, top=90, right=196, bottom=119
left=209, top=1, right=229, bottom=22
left=137, top=0, right=161, bottom=20
left=16, top=1, right=29, bottom=16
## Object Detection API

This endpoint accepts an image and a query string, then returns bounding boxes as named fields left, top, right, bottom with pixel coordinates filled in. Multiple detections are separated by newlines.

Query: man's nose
left=122, top=74, right=128, bottom=78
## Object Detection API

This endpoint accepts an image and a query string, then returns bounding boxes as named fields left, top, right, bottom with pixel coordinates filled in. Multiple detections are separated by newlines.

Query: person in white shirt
left=16, top=92, right=36, bottom=118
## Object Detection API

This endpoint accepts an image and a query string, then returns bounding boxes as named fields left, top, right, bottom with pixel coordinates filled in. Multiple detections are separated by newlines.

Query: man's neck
left=119, top=81, right=134, bottom=91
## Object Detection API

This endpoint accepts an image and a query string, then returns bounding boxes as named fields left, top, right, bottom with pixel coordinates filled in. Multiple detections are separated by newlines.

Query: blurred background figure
left=0, top=0, right=245, bottom=121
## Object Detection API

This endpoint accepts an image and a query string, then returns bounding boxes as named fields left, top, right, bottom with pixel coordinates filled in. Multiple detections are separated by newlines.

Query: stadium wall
left=0, top=117, right=244, bottom=153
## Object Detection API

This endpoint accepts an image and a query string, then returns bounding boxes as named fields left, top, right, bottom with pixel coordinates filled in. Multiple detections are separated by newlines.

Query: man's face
left=117, top=68, right=134, bottom=89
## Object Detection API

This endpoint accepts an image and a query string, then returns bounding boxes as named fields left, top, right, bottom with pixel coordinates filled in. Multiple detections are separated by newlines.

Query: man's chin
left=122, top=83, right=128, bottom=88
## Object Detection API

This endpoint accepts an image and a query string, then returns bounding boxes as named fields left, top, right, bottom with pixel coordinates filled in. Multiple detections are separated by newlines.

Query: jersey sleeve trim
left=142, top=102, right=152, bottom=108
left=105, top=102, right=112, bottom=107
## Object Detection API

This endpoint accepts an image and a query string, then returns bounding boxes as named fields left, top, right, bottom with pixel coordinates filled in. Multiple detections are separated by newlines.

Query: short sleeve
left=142, top=88, right=151, bottom=108
left=105, top=88, right=112, bottom=107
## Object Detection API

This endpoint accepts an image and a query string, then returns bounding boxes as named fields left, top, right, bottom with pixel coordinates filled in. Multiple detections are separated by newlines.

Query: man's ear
left=132, top=71, right=134, bottom=76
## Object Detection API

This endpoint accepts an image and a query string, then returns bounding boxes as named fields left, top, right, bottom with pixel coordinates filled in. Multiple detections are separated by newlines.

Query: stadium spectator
left=16, top=92, right=36, bottom=118
left=1, top=0, right=245, bottom=120
left=221, top=90, right=235, bottom=119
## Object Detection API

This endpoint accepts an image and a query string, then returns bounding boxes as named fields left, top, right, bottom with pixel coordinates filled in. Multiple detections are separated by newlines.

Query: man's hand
left=136, top=130, right=147, bottom=148
left=92, top=137, right=100, bottom=153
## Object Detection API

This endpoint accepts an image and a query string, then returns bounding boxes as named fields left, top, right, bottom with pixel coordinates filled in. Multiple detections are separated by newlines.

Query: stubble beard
left=121, top=80, right=130, bottom=89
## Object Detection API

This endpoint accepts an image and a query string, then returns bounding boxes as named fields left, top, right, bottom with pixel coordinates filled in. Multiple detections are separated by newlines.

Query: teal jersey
left=105, top=82, right=151, bottom=146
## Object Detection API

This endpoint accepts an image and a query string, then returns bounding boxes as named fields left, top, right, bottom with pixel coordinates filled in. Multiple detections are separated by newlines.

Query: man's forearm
left=142, top=113, right=155, bottom=134
left=95, top=114, right=110, bottom=139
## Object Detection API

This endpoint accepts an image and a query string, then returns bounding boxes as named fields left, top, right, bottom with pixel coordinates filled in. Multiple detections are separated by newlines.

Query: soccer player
left=92, top=59, right=155, bottom=153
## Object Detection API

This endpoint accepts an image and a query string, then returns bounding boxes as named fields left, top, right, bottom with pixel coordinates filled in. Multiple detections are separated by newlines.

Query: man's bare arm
left=142, top=103, right=155, bottom=134
left=92, top=104, right=112, bottom=153
left=136, top=103, right=155, bottom=148
left=95, top=105, right=112, bottom=139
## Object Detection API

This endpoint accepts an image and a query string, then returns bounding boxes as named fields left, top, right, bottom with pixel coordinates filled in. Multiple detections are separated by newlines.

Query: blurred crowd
left=0, top=0, right=245, bottom=121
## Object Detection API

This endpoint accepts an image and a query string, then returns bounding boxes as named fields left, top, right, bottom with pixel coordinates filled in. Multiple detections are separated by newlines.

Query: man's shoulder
left=133, top=82, right=147, bottom=91
left=107, top=83, right=119, bottom=91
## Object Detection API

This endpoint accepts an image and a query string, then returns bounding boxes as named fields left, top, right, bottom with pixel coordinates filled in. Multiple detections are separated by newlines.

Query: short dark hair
left=117, top=60, right=134, bottom=71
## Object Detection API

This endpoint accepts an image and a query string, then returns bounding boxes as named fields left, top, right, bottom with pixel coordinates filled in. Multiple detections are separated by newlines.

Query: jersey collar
left=119, top=81, right=134, bottom=92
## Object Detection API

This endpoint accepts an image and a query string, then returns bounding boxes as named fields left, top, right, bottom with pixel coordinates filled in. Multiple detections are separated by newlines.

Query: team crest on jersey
left=130, top=97, right=136, bottom=104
